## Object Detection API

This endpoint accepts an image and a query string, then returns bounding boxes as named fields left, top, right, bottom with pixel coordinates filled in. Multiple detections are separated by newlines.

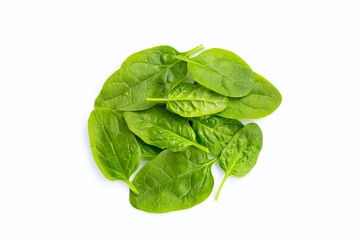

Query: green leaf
left=95, top=45, right=205, bottom=111
left=123, top=107, right=209, bottom=152
left=177, top=48, right=255, bottom=97
left=216, top=123, right=263, bottom=200
left=135, top=136, right=162, bottom=158
left=130, top=147, right=218, bottom=213
left=146, top=83, right=228, bottom=117
left=88, top=108, right=141, bottom=194
left=217, top=72, right=282, bottom=119
left=191, top=115, right=244, bottom=156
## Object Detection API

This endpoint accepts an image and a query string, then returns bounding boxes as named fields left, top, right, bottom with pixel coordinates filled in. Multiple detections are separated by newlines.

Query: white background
left=1, top=0, right=359, bottom=239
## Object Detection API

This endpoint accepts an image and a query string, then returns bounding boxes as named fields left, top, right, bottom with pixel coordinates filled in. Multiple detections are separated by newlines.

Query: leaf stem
left=183, top=44, right=205, bottom=58
left=215, top=173, right=229, bottom=201
left=176, top=55, right=189, bottom=62
left=125, top=179, right=139, bottom=195
left=210, top=156, right=220, bottom=164
left=193, top=143, right=209, bottom=153
left=146, top=98, right=171, bottom=102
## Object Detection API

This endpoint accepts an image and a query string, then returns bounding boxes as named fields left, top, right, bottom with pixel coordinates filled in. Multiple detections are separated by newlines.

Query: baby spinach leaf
left=177, top=48, right=255, bottom=97
left=216, top=123, right=263, bottom=200
left=123, top=107, right=209, bottom=152
left=130, top=147, right=218, bottom=213
left=146, top=82, right=228, bottom=117
left=217, top=72, right=282, bottom=119
left=88, top=108, right=141, bottom=194
left=95, top=45, right=205, bottom=111
left=135, top=136, right=162, bottom=158
left=191, top=115, right=244, bottom=156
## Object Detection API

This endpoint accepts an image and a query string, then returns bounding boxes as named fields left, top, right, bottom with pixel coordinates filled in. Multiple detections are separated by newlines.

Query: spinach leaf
left=216, top=123, right=263, bottom=200
left=135, top=136, right=162, bottom=158
left=123, top=107, right=209, bottom=152
left=95, top=45, right=205, bottom=111
left=177, top=48, right=255, bottom=97
left=217, top=72, right=282, bottom=119
left=191, top=115, right=244, bottom=156
left=130, top=147, right=218, bottom=213
left=146, top=82, right=228, bottom=117
left=88, top=108, right=141, bottom=194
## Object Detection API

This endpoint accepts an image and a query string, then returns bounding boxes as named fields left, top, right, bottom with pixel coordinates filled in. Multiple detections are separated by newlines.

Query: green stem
left=183, top=44, right=205, bottom=58
left=146, top=98, right=171, bottom=102
left=125, top=179, right=139, bottom=195
left=210, top=156, right=220, bottom=164
left=215, top=173, right=229, bottom=201
left=176, top=55, right=189, bottom=62
left=193, top=143, right=209, bottom=153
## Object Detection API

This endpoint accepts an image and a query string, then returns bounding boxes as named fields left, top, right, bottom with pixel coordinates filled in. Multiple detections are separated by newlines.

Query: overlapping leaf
left=177, top=48, right=255, bottom=97
left=123, top=107, right=208, bottom=152
left=95, top=45, right=204, bottom=111
left=88, top=108, right=141, bottom=193
left=146, top=83, right=228, bottom=117
left=217, top=72, right=282, bottom=119
left=135, top=136, right=162, bottom=158
left=216, top=123, right=263, bottom=200
left=191, top=115, right=243, bottom=156
left=130, top=147, right=217, bottom=213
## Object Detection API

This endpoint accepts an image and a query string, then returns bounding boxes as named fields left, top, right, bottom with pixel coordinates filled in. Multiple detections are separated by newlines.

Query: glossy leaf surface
left=217, top=72, right=282, bottom=119
left=216, top=123, right=263, bottom=200
left=88, top=108, right=141, bottom=193
left=177, top=48, right=254, bottom=97
left=135, top=136, right=162, bottom=158
left=123, top=107, right=208, bottom=152
left=146, top=83, right=228, bottom=117
left=191, top=115, right=244, bottom=156
left=95, top=45, right=204, bottom=111
left=130, top=147, right=217, bottom=213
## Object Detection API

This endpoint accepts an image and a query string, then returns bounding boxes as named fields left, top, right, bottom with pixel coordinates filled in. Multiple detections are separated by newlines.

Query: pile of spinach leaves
left=88, top=45, right=282, bottom=213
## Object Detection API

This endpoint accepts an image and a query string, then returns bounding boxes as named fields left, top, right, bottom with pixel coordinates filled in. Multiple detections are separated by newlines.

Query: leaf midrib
left=166, top=98, right=228, bottom=103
